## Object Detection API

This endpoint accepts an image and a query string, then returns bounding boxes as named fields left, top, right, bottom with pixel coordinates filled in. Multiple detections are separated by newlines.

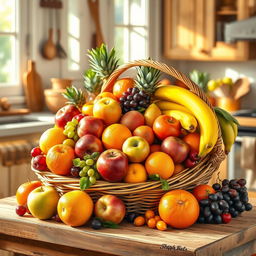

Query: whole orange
left=94, top=92, right=117, bottom=102
left=16, top=181, right=42, bottom=206
left=46, top=144, right=75, bottom=175
left=93, top=97, right=122, bottom=125
left=145, top=152, right=174, bottom=179
left=159, top=190, right=199, bottom=229
left=133, top=126, right=154, bottom=145
left=124, top=163, right=147, bottom=183
left=113, top=78, right=134, bottom=99
left=102, top=124, right=132, bottom=150
left=57, top=190, right=93, bottom=227
left=183, top=133, right=200, bottom=152
left=39, top=127, right=67, bottom=154
left=82, top=103, right=94, bottom=116
left=192, top=184, right=215, bottom=201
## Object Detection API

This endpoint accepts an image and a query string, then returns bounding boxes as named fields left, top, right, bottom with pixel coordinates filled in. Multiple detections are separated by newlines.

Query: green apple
left=122, top=136, right=150, bottom=162
left=27, top=186, right=60, bottom=220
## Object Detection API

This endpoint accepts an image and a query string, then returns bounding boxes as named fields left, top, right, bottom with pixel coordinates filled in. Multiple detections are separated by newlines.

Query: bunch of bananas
left=154, top=86, right=219, bottom=157
left=214, top=107, right=239, bottom=154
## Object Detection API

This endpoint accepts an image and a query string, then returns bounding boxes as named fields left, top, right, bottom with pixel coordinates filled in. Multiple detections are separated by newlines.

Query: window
left=0, top=0, right=19, bottom=86
left=114, top=0, right=149, bottom=63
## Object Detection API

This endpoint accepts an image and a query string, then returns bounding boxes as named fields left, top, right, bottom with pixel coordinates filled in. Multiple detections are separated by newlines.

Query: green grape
left=73, top=134, right=79, bottom=141
left=68, top=131, right=75, bottom=138
left=83, top=154, right=91, bottom=160
left=91, top=152, right=100, bottom=160
left=89, top=176, right=96, bottom=185
left=88, top=169, right=95, bottom=177
left=95, top=171, right=101, bottom=180
left=67, top=126, right=75, bottom=133
left=79, top=160, right=86, bottom=168
left=72, top=118, right=79, bottom=125
left=86, top=159, right=94, bottom=166
left=79, top=170, right=87, bottom=177
left=82, top=166, right=90, bottom=172
left=63, top=129, right=69, bottom=136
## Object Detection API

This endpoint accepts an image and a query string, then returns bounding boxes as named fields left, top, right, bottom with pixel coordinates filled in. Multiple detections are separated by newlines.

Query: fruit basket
left=32, top=58, right=227, bottom=214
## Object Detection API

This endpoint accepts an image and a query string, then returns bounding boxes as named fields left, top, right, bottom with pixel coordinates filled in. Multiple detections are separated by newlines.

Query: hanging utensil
left=87, top=0, right=104, bottom=48
left=55, top=6, right=67, bottom=59
left=42, top=8, right=57, bottom=60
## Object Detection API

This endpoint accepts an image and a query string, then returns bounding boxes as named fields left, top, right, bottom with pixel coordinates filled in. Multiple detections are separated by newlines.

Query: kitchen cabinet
left=163, top=0, right=256, bottom=61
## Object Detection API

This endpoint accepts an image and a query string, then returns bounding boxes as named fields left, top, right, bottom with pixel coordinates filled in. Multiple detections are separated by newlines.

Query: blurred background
left=0, top=0, right=256, bottom=203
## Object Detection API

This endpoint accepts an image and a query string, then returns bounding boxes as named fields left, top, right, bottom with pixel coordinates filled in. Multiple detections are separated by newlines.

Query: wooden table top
left=0, top=196, right=256, bottom=256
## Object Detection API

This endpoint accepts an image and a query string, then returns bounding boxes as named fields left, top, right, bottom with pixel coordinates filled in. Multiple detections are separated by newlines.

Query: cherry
left=32, top=155, right=47, bottom=170
left=184, top=158, right=197, bottom=168
left=221, top=213, right=232, bottom=224
left=16, top=205, right=27, bottom=216
left=52, top=214, right=62, bottom=222
left=31, top=147, right=42, bottom=157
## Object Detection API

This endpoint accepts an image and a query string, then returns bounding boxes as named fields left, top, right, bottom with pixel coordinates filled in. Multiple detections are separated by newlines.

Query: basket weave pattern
left=33, top=60, right=225, bottom=214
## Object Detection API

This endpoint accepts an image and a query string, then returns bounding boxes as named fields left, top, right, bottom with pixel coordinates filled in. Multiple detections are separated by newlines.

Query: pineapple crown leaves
left=87, top=44, right=119, bottom=80
left=135, top=64, right=161, bottom=95
left=62, top=86, right=86, bottom=109
left=83, top=69, right=103, bottom=94
left=189, top=70, right=210, bottom=93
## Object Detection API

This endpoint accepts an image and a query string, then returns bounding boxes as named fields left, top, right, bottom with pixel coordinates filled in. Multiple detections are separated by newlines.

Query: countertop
left=0, top=112, right=54, bottom=137
left=0, top=196, right=256, bottom=256
left=236, top=116, right=256, bottom=128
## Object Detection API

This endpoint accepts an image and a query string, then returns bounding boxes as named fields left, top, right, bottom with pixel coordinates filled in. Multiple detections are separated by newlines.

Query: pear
left=144, top=103, right=162, bottom=127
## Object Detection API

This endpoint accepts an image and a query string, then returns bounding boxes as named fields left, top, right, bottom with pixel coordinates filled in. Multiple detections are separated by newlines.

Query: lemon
left=222, top=77, right=233, bottom=85
left=207, top=80, right=218, bottom=91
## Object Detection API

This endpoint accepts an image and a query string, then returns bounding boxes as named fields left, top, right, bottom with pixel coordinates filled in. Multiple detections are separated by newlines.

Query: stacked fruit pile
left=14, top=44, right=252, bottom=231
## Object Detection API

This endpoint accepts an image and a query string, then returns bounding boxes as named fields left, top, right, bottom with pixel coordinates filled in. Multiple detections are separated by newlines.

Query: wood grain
left=0, top=197, right=255, bottom=256
left=236, top=117, right=256, bottom=128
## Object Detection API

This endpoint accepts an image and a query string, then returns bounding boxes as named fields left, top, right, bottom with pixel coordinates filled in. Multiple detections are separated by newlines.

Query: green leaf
left=160, top=178, right=170, bottom=191
left=149, top=174, right=160, bottom=181
left=73, top=158, right=81, bottom=167
left=94, top=217, right=119, bottom=228
left=214, top=107, right=239, bottom=125
left=80, top=177, right=91, bottom=190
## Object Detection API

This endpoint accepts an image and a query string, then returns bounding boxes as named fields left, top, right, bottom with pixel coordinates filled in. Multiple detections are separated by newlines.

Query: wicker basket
left=32, top=60, right=226, bottom=214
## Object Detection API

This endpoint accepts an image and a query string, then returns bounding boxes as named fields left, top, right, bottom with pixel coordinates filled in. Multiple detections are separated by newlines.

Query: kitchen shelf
left=217, top=10, right=238, bottom=15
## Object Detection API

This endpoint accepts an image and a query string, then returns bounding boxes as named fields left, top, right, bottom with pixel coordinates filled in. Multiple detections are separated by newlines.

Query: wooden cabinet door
left=163, top=0, right=215, bottom=60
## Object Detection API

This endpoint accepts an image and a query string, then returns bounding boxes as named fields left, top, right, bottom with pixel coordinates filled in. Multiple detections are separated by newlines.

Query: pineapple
left=189, top=70, right=210, bottom=93
left=87, top=44, right=119, bottom=81
left=83, top=69, right=102, bottom=95
left=135, top=65, right=161, bottom=96
left=63, top=86, right=86, bottom=110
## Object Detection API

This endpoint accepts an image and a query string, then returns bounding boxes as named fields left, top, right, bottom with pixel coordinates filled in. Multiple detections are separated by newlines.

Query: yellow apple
left=27, top=186, right=60, bottom=220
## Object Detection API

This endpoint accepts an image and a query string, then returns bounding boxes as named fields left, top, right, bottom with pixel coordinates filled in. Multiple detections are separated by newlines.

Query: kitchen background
left=1, top=0, right=256, bottom=200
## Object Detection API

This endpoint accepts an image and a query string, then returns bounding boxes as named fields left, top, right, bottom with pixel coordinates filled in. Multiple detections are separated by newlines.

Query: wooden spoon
left=43, top=9, right=57, bottom=60
left=232, top=77, right=250, bottom=100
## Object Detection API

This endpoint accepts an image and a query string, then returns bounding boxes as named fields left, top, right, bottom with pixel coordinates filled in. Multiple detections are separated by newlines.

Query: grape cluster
left=63, top=118, right=79, bottom=141
left=120, top=87, right=151, bottom=113
left=71, top=152, right=101, bottom=185
left=198, top=179, right=252, bottom=224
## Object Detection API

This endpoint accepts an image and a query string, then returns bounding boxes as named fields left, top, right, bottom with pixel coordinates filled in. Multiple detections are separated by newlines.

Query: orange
left=134, top=216, right=145, bottom=226
left=133, top=126, right=154, bottom=145
left=113, top=78, right=134, bottom=99
left=57, top=190, right=93, bottom=227
left=147, top=218, right=156, bottom=229
left=173, top=164, right=185, bottom=175
left=145, top=152, right=174, bottom=179
left=156, top=220, right=167, bottom=231
left=102, top=124, right=132, bottom=150
left=94, top=92, right=117, bottom=102
left=39, top=127, right=67, bottom=154
left=46, top=144, right=75, bottom=175
left=124, top=163, right=147, bottom=183
left=154, top=215, right=161, bottom=222
left=150, top=144, right=161, bottom=153
left=145, top=210, right=155, bottom=219
left=16, top=181, right=42, bottom=206
left=159, top=190, right=199, bottom=229
left=183, top=133, right=200, bottom=152
left=82, top=103, right=94, bottom=116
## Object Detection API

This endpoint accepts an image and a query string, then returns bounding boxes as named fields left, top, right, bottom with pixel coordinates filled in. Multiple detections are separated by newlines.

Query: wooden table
left=0, top=197, right=256, bottom=256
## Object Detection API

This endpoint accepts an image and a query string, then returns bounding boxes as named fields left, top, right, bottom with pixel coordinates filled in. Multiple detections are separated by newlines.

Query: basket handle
left=101, top=59, right=211, bottom=107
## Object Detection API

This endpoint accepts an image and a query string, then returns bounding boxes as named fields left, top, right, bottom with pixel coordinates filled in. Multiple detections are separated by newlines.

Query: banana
left=155, top=86, right=218, bottom=157
left=229, top=121, right=238, bottom=139
left=162, top=110, right=198, bottom=132
left=217, top=115, right=235, bottom=154
left=155, top=101, right=193, bottom=114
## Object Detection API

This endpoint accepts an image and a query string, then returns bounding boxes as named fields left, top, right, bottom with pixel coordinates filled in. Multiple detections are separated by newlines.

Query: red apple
left=75, top=134, right=103, bottom=158
left=77, top=116, right=105, bottom=138
left=120, top=111, right=145, bottom=131
left=161, top=136, right=190, bottom=164
left=97, top=149, right=128, bottom=182
left=94, top=195, right=126, bottom=224
left=55, top=105, right=80, bottom=128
